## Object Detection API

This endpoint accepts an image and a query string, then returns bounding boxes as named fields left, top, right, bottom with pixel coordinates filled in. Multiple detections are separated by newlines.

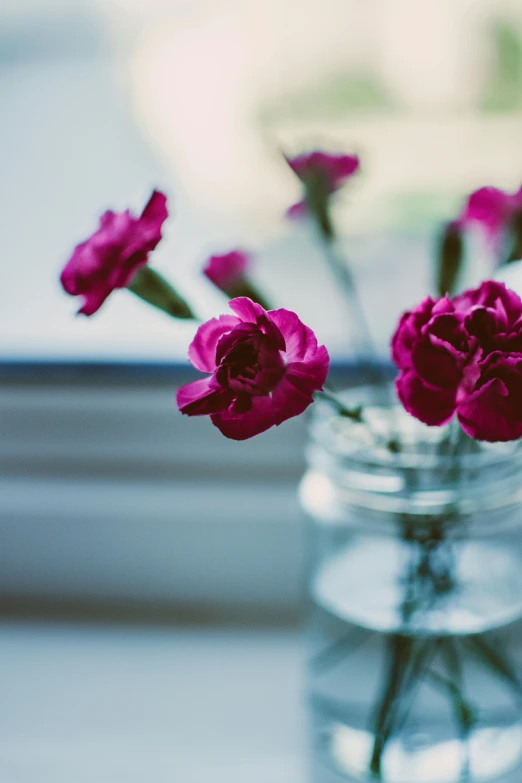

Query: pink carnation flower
left=392, top=280, right=522, bottom=441
left=285, top=150, right=360, bottom=219
left=177, top=297, right=329, bottom=440
left=458, top=352, right=522, bottom=442
left=461, top=185, right=522, bottom=246
left=203, top=250, right=250, bottom=294
left=61, top=190, right=168, bottom=315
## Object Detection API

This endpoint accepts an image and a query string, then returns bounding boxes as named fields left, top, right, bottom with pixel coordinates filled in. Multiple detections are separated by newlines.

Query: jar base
left=311, top=711, right=522, bottom=783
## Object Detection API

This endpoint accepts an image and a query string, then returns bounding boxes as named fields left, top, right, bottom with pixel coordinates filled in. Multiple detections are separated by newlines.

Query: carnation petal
left=269, top=308, right=318, bottom=362
left=286, top=201, right=308, bottom=220
left=140, top=190, right=168, bottom=226
left=271, top=376, right=314, bottom=425
left=457, top=378, right=522, bottom=442
left=214, top=322, right=259, bottom=366
left=283, top=347, right=330, bottom=395
left=286, top=150, right=359, bottom=192
left=211, top=395, right=277, bottom=440
left=391, top=297, right=437, bottom=369
left=396, top=371, right=457, bottom=427
left=461, top=186, right=509, bottom=239
left=60, top=192, right=169, bottom=317
left=188, top=315, right=240, bottom=373
left=458, top=353, right=522, bottom=441
left=176, top=378, right=233, bottom=416
left=60, top=254, right=81, bottom=295
left=77, top=291, right=109, bottom=316
left=270, top=346, right=328, bottom=425
left=228, top=297, right=267, bottom=323
left=204, top=251, right=250, bottom=290
left=123, top=191, right=167, bottom=260
left=412, top=340, right=461, bottom=389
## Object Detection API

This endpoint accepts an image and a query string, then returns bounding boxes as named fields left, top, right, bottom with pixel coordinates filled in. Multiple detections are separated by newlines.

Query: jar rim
left=304, top=385, right=522, bottom=527
left=311, top=385, right=522, bottom=471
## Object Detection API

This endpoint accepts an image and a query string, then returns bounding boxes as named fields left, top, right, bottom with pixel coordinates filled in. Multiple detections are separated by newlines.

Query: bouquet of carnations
left=60, top=152, right=522, bottom=782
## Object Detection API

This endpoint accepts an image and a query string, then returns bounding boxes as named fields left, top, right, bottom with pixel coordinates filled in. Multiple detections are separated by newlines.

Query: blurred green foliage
left=258, top=70, right=397, bottom=126
left=480, top=20, right=522, bottom=112
left=259, top=16, right=522, bottom=125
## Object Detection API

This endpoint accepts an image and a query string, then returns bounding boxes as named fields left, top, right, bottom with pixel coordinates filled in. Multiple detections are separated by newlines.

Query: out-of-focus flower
left=204, top=250, right=250, bottom=293
left=177, top=297, right=329, bottom=440
left=461, top=187, right=513, bottom=242
left=392, top=280, right=522, bottom=441
left=460, top=185, right=522, bottom=263
left=61, top=190, right=168, bottom=315
left=203, top=250, right=271, bottom=310
left=285, top=150, right=360, bottom=224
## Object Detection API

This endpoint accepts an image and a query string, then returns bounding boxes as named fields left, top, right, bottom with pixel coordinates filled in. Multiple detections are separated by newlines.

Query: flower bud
left=203, top=250, right=271, bottom=310
left=285, top=150, right=360, bottom=239
left=435, top=220, right=463, bottom=297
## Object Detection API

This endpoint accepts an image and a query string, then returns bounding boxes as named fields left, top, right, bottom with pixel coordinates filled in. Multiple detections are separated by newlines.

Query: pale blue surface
left=0, top=622, right=305, bottom=782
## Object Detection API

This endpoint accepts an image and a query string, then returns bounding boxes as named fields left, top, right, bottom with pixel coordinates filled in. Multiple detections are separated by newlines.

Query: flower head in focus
left=61, top=190, right=168, bottom=315
left=285, top=150, right=360, bottom=222
left=177, top=298, right=329, bottom=440
left=392, top=280, right=522, bottom=441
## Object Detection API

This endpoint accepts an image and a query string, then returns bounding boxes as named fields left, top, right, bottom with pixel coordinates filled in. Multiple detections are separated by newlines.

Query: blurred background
left=2, top=0, right=522, bottom=780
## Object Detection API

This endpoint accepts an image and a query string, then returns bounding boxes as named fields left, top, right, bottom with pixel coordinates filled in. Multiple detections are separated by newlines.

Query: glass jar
left=300, top=388, right=522, bottom=783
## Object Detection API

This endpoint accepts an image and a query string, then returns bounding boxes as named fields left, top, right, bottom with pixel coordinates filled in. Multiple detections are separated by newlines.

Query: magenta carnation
left=61, top=190, right=168, bottom=315
left=177, top=297, right=329, bottom=440
left=286, top=150, right=360, bottom=219
left=458, top=352, right=522, bottom=442
left=461, top=185, right=522, bottom=245
left=203, top=250, right=250, bottom=292
left=392, top=280, right=522, bottom=441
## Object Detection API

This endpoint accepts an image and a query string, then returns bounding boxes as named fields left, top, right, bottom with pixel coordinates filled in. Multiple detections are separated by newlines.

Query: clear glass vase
left=300, top=387, right=522, bottom=783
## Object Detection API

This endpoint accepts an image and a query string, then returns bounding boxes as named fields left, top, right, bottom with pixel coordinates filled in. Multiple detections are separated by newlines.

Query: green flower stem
left=425, top=667, right=475, bottom=782
left=369, top=635, right=418, bottom=778
left=426, top=668, right=475, bottom=730
left=314, top=389, right=363, bottom=422
left=465, top=635, right=522, bottom=705
left=310, top=629, right=370, bottom=675
left=314, top=389, right=397, bottom=453
left=317, top=229, right=381, bottom=369
left=392, top=641, right=442, bottom=740
left=435, top=221, right=463, bottom=298
left=127, top=267, right=195, bottom=320
left=440, top=639, right=476, bottom=781
left=369, top=635, right=409, bottom=779
left=307, top=194, right=392, bottom=394
left=307, top=200, right=398, bottom=443
left=504, top=208, right=522, bottom=265
left=369, top=637, right=440, bottom=779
